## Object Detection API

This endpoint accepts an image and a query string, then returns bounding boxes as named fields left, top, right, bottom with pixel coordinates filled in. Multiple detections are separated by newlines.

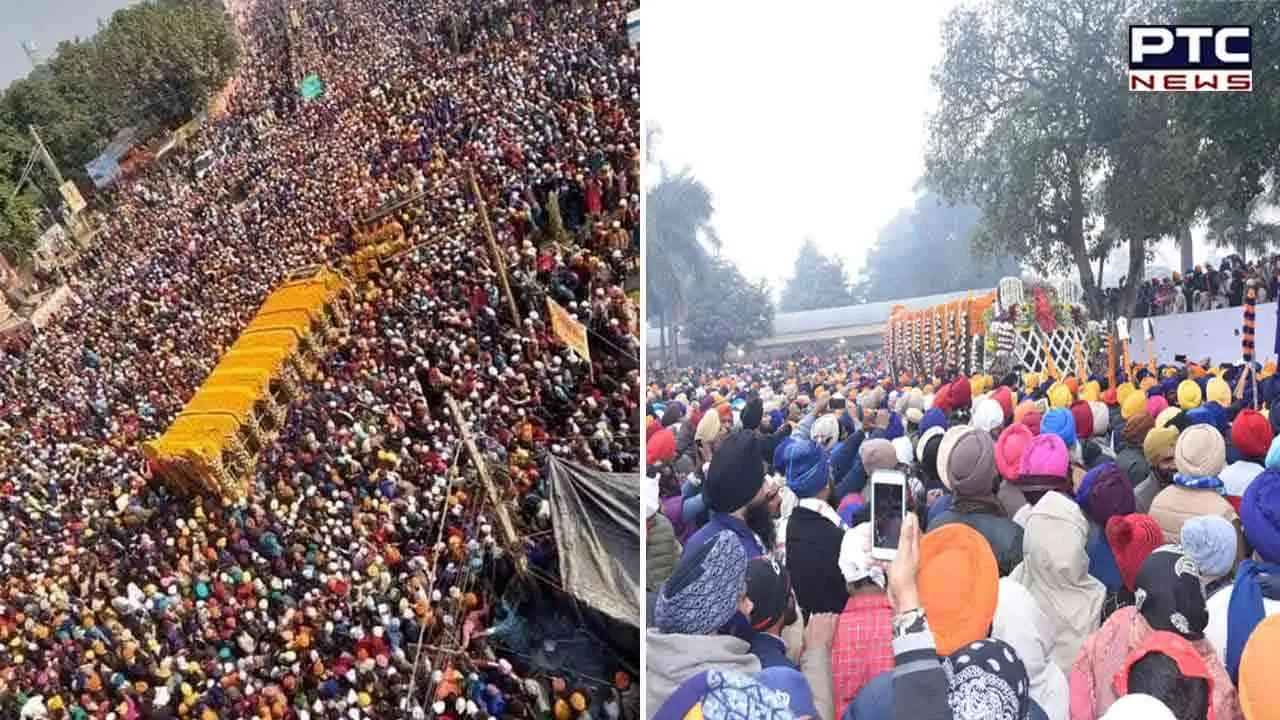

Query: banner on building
left=546, top=298, right=590, bottom=361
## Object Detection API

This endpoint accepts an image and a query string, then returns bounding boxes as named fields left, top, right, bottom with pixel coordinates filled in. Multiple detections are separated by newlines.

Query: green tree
left=925, top=0, right=1132, bottom=317
left=855, top=192, right=1021, bottom=302
left=780, top=239, right=855, bottom=312
left=686, top=258, right=774, bottom=363
left=645, top=168, right=720, bottom=365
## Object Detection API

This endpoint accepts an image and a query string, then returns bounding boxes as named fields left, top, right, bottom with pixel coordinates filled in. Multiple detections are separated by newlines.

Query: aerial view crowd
left=645, top=352, right=1280, bottom=720
left=0, top=0, right=639, bottom=717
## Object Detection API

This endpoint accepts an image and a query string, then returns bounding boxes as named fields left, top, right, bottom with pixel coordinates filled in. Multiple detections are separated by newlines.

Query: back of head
left=947, top=426, right=998, bottom=499
left=1126, top=652, right=1210, bottom=720
left=704, top=430, right=765, bottom=514
left=1174, top=424, right=1227, bottom=480
left=654, top=530, right=748, bottom=635
left=810, top=413, right=839, bottom=451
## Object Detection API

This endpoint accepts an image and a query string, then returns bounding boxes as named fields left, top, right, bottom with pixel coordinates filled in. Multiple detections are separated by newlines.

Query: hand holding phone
left=870, top=469, right=907, bottom=561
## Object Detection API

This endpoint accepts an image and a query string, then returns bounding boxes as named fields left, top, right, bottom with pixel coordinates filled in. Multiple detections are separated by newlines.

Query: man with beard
left=683, top=429, right=776, bottom=559
left=1136, top=425, right=1180, bottom=513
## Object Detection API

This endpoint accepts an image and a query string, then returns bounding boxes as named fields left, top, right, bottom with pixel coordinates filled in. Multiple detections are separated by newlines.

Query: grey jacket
left=645, top=630, right=762, bottom=717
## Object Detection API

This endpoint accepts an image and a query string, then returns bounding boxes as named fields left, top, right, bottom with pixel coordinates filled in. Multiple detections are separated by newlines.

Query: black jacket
left=785, top=506, right=849, bottom=617
left=928, top=509, right=1024, bottom=576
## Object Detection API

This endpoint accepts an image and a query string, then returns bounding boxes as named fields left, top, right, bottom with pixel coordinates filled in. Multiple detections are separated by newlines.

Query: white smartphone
left=870, top=469, right=907, bottom=561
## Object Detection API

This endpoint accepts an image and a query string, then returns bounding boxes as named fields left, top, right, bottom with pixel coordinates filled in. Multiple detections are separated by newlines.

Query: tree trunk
left=1117, top=237, right=1147, bottom=322
left=1066, top=152, right=1104, bottom=318
left=658, top=309, right=668, bottom=368
left=1179, top=223, right=1193, bottom=272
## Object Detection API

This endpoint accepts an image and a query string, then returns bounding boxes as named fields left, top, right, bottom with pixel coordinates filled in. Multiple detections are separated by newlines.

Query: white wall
left=1132, top=302, right=1278, bottom=365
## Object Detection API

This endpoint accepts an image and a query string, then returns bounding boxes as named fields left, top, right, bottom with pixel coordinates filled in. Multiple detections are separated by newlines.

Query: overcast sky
left=0, top=0, right=139, bottom=87
left=644, top=0, right=960, bottom=290
left=643, top=0, right=1237, bottom=293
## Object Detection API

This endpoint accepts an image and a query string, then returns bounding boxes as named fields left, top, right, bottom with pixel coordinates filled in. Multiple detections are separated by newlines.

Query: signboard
left=85, top=155, right=121, bottom=189
left=546, top=298, right=590, bottom=362
left=59, top=181, right=86, bottom=214
left=300, top=73, right=325, bottom=100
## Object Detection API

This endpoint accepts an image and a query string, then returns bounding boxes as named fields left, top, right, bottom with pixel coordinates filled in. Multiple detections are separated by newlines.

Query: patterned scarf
left=1173, top=473, right=1226, bottom=495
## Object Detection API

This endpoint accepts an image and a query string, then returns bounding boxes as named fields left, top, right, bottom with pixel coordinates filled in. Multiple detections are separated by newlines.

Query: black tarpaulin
left=545, top=456, right=640, bottom=627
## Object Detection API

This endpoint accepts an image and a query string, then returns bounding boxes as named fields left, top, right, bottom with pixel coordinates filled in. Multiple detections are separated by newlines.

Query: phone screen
left=829, top=397, right=846, bottom=410
left=873, top=479, right=905, bottom=550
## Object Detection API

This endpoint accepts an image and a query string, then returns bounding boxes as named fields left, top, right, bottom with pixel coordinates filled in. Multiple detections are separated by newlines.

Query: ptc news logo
left=1129, top=25, right=1252, bottom=92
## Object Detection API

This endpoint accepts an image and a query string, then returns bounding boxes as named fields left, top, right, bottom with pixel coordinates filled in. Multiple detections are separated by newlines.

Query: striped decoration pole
left=1241, top=287, right=1258, bottom=408
left=1243, top=287, right=1257, bottom=364
left=1107, top=334, right=1117, bottom=389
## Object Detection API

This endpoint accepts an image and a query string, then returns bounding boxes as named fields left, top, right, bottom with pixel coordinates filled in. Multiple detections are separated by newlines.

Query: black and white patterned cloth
left=1134, top=544, right=1208, bottom=640
left=654, top=529, right=748, bottom=635
left=944, top=638, right=1031, bottom=720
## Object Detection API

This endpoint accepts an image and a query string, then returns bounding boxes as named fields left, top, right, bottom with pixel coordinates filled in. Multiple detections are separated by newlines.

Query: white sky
left=642, top=0, right=1247, bottom=293
left=643, top=0, right=960, bottom=289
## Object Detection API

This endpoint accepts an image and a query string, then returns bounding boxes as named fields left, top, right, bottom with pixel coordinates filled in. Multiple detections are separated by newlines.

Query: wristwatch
left=892, top=607, right=927, bottom=639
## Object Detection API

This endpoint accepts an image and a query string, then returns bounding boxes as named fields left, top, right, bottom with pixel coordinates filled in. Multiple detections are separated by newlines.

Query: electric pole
left=28, top=125, right=66, bottom=187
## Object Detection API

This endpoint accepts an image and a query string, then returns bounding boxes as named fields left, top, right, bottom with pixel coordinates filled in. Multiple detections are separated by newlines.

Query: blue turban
left=919, top=408, right=948, bottom=436
left=1041, top=408, right=1077, bottom=448
left=780, top=439, right=829, bottom=498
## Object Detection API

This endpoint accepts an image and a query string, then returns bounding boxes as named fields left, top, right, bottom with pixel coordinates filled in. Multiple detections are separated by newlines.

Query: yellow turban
left=1080, top=381, right=1101, bottom=403
left=1121, top=389, right=1147, bottom=420
left=1177, top=379, right=1203, bottom=410
left=1049, top=383, right=1072, bottom=409
left=1116, top=382, right=1135, bottom=406
left=1206, top=377, right=1231, bottom=406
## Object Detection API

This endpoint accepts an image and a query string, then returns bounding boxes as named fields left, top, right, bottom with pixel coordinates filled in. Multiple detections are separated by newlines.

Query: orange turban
left=919, top=524, right=999, bottom=655
left=1240, top=614, right=1280, bottom=720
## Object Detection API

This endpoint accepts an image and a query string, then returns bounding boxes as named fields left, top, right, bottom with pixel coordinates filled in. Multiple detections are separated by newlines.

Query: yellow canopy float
left=144, top=266, right=350, bottom=502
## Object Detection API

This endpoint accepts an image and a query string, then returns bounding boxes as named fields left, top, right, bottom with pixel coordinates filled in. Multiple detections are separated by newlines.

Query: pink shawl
left=1068, top=606, right=1242, bottom=720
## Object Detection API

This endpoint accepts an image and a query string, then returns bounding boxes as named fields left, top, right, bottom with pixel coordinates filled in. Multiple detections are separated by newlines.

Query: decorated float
left=885, top=276, right=1106, bottom=378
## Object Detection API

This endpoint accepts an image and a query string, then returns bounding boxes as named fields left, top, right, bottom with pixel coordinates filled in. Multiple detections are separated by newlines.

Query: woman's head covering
left=944, top=639, right=1031, bottom=720
left=1009, top=492, right=1105, bottom=671
left=1100, top=694, right=1176, bottom=720
left=1106, top=514, right=1165, bottom=592
left=1116, top=631, right=1215, bottom=720
left=920, top=524, right=999, bottom=655
left=1134, top=546, right=1208, bottom=641
left=1238, top=614, right=1280, bottom=720
left=1179, top=515, right=1237, bottom=579
left=991, top=578, right=1069, bottom=720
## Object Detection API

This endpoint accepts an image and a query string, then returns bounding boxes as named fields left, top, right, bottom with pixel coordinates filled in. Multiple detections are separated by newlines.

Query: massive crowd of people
left=1130, top=255, right=1280, bottom=318
left=645, top=353, right=1280, bottom=720
left=0, top=0, right=639, bottom=717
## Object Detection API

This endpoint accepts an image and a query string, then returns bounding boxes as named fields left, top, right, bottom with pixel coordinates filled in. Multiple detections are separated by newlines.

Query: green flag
left=300, top=74, right=325, bottom=100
